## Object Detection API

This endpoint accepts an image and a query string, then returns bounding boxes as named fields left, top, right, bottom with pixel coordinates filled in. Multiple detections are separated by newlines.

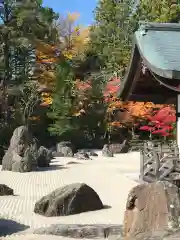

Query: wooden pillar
left=176, top=95, right=180, bottom=150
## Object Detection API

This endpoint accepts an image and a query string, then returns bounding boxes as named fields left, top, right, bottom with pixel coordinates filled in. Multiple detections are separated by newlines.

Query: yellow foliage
left=67, top=12, right=80, bottom=22
left=57, top=12, right=89, bottom=60
left=63, top=52, right=73, bottom=60
left=40, top=93, right=53, bottom=106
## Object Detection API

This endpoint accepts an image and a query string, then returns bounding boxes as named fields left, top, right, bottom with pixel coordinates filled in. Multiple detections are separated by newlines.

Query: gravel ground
left=0, top=151, right=140, bottom=239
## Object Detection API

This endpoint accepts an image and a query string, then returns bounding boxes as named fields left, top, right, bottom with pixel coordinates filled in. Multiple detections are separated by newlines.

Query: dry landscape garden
left=1, top=0, right=180, bottom=239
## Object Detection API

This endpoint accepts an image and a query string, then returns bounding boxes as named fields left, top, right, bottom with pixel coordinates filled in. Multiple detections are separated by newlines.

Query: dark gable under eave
left=118, top=43, right=141, bottom=100
left=119, top=22, right=180, bottom=104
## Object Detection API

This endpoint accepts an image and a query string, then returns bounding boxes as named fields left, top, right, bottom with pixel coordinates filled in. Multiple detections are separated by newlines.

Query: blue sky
left=42, top=0, right=97, bottom=26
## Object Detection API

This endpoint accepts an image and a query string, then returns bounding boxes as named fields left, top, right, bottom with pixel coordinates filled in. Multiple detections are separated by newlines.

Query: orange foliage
left=107, top=95, right=175, bottom=133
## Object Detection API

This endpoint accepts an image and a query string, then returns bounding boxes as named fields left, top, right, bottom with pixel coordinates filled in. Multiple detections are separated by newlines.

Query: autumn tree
left=55, top=12, right=89, bottom=61
left=0, top=0, right=59, bottom=154
left=139, top=105, right=176, bottom=139
left=35, top=42, right=59, bottom=89
left=0, top=0, right=58, bottom=123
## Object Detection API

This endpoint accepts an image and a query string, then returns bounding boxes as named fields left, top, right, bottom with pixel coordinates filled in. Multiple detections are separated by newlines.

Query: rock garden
left=0, top=0, right=179, bottom=239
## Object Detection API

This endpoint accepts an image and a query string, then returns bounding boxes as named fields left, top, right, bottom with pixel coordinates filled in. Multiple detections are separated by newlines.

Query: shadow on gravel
left=37, top=165, right=68, bottom=172
left=66, top=161, right=82, bottom=165
left=103, top=205, right=111, bottom=209
left=34, top=223, right=123, bottom=239
left=0, top=219, right=29, bottom=236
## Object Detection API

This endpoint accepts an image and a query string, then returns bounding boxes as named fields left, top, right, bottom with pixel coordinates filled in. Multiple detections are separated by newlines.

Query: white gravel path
left=0, top=151, right=140, bottom=239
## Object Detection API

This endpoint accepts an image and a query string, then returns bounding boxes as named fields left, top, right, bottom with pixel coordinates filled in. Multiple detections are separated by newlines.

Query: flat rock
left=34, top=224, right=123, bottom=238
left=34, top=183, right=104, bottom=217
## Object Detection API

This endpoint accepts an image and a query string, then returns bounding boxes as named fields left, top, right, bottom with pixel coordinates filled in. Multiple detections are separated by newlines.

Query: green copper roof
left=135, top=22, right=180, bottom=79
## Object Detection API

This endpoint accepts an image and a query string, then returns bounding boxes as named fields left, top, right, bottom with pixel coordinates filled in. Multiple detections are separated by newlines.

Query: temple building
left=119, top=22, right=180, bottom=146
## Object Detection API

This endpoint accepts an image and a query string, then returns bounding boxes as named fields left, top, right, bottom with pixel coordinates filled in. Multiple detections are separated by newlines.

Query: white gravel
left=0, top=151, right=140, bottom=239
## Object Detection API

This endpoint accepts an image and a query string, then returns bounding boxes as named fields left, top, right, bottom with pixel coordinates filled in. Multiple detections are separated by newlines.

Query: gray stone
left=11, top=146, right=37, bottom=172
left=61, top=146, right=73, bottom=157
left=56, top=142, right=74, bottom=157
left=74, top=151, right=90, bottom=160
left=89, top=151, right=98, bottom=157
left=34, top=183, right=103, bottom=217
left=2, top=126, right=38, bottom=172
left=79, top=149, right=98, bottom=157
left=0, top=184, right=14, bottom=196
left=37, top=146, right=52, bottom=167
left=110, top=140, right=129, bottom=154
left=102, top=144, right=114, bottom=157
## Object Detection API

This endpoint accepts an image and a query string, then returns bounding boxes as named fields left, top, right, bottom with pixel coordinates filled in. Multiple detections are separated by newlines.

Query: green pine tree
left=47, top=60, right=78, bottom=137
left=133, top=0, right=180, bottom=24
left=89, top=0, right=136, bottom=74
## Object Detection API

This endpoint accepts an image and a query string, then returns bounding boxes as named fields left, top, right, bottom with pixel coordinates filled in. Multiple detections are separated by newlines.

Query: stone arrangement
left=0, top=125, right=133, bottom=174
left=3, top=126, right=180, bottom=239
left=31, top=181, right=180, bottom=239
left=1, top=126, right=53, bottom=172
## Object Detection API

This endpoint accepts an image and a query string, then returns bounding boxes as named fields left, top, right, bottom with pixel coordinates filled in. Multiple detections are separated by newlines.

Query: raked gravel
left=0, top=151, right=140, bottom=238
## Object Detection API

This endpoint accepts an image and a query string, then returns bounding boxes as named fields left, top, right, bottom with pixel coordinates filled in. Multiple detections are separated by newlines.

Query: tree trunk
left=2, top=1, right=10, bottom=124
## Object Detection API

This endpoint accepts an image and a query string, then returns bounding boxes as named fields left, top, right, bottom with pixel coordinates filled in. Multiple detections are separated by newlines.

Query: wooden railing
left=140, top=141, right=180, bottom=185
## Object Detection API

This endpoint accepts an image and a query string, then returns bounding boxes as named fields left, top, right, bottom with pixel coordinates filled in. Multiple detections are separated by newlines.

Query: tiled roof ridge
left=139, top=21, right=180, bottom=32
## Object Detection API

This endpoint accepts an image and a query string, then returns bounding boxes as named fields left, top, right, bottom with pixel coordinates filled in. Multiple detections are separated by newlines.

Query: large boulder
left=36, top=146, right=53, bottom=167
left=123, top=181, right=180, bottom=238
left=0, top=184, right=14, bottom=196
left=2, top=126, right=38, bottom=172
left=34, top=183, right=104, bottom=217
left=56, top=141, right=74, bottom=157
